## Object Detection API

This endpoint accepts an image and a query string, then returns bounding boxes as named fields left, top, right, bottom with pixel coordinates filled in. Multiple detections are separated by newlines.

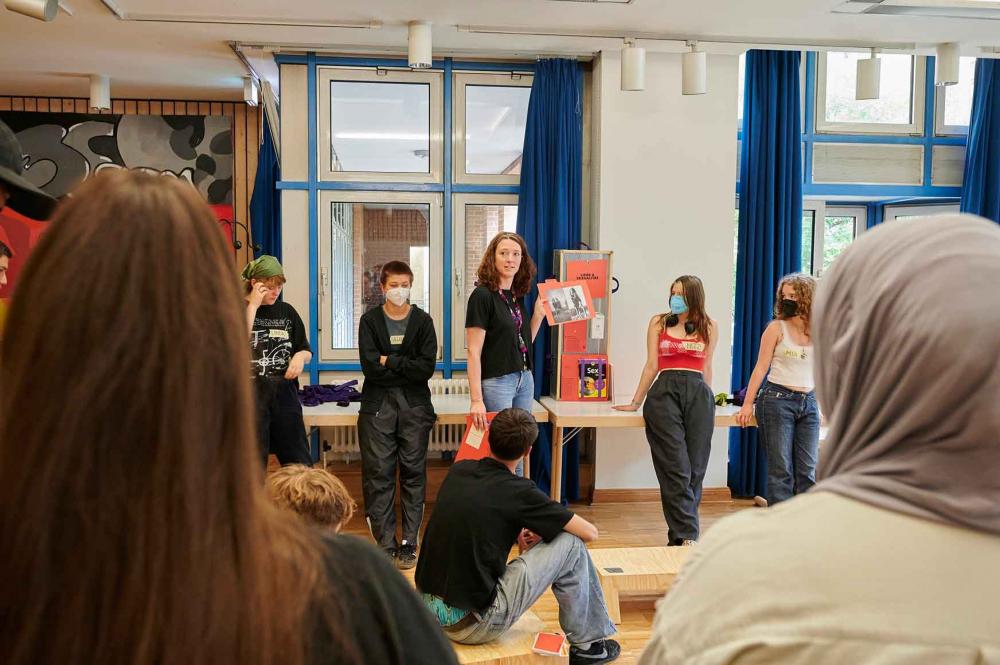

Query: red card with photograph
left=455, top=413, right=498, bottom=462
left=532, top=632, right=567, bottom=656
left=537, top=279, right=595, bottom=327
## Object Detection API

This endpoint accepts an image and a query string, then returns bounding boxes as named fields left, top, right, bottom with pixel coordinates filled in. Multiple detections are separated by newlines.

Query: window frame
left=453, top=72, right=534, bottom=185
left=934, top=56, right=976, bottom=136
left=814, top=52, right=926, bottom=136
left=316, top=190, right=444, bottom=362
left=883, top=203, right=959, bottom=222
left=819, top=205, right=865, bottom=276
left=316, top=66, right=444, bottom=183
left=451, top=192, right=520, bottom=360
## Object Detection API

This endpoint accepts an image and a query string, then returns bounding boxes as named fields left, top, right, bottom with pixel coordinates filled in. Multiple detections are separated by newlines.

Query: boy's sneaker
left=570, top=638, right=621, bottom=664
left=397, top=541, right=417, bottom=570
left=384, top=546, right=398, bottom=562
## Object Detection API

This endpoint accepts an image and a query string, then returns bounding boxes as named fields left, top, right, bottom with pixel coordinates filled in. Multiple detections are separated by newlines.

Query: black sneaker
left=570, top=638, right=621, bottom=664
left=384, top=546, right=398, bottom=562
left=397, top=542, right=417, bottom=570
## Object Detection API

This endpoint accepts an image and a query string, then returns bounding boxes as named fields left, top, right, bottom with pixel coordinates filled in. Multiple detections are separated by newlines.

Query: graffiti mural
left=0, top=111, right=234, bottom=306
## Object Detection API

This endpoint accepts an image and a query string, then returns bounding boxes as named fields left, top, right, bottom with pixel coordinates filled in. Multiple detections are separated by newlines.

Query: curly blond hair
left=268, top=465, right=356, bottom=531
left=773, top=273, right=817, bottom=335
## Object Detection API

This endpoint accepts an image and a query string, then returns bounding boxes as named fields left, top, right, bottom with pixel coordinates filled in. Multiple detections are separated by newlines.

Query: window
left=802, top=202, right=865, bottom=276
left=815, top=52, right=925, bottom=135
left=936, top=56, right=976, bottom=135
left=316, top=191, right=443, bottom=361
left=454, top=73, right=533, bottom=184
left=884, top=203, right=959, bottom=222
left=317, top=67, right=443, bottom=182
left=452, top=194, right=518, bottom=358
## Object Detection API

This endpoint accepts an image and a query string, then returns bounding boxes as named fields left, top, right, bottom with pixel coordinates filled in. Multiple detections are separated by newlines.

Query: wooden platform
left=589, top=547, right=693, bottom=624
left=451, top=611, right=567, bottom=664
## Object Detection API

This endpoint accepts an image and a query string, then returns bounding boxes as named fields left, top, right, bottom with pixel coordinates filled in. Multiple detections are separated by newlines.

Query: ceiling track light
left=936, top=42, right=960, bottom=86
left=2, top=0, right=72, bottom=21
left=682, top=40, right=707, bottom=95
left=621, top=38, right=646, bottom=91
left=856, top=48, right=881, bottom=100
left=408, top=20, right=432, bottom=69
left=89, top=74, right=110, bottom=111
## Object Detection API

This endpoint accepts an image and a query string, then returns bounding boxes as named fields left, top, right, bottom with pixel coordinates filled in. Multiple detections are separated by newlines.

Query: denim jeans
left=481, top=370, right=535, bottom=476
left=443, top=532, right=616, bottom=648
left=756, top=381, right=820, bottom=506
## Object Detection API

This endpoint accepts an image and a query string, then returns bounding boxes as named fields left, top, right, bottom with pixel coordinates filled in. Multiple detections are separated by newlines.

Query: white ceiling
left=0, top=0, right=998, bottom=101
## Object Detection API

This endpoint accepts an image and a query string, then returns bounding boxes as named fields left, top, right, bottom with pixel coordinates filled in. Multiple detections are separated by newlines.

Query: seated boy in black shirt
left=415, top=408, right=620, bottom=664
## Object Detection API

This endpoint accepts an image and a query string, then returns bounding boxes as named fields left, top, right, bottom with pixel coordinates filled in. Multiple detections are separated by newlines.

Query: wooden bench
left=589, top=546, right=692, bottom=624
left=451, top=611, right=568, bottom=664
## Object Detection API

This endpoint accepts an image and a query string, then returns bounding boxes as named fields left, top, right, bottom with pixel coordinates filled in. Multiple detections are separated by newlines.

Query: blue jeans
left=756, top=381, right=820, bottom=506
left=443, top=532, right=616, bottom=647
left=481, top=370, right=535, bottom=476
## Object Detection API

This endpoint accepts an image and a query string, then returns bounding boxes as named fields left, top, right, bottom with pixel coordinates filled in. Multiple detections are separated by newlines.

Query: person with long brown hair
left=736, top=273, right=820, bottom=506
left=614, top=275, right=718, bottom=545
left=466, top=231, right=546, bottom=475
left=0, top=171, right=457, bottom=665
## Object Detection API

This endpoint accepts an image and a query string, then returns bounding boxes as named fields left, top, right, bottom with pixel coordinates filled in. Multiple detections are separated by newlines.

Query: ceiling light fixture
left=408, top=21, right=432, bottom=69
left=3, top=0, right=59, bottom=21
left=935, top=42, right=960, bottom=86
left=89, top=74, right=110, bottom=111
left=856, top=48, right=881, bottom=100
left=620, top=38, right=646, bottom=91
left=243, top=76, right=258, bottom=106
left=682, top=41, right=707, bottom=95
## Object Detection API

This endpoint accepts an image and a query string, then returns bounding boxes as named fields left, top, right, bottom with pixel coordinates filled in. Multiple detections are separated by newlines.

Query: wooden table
left=539, top=396, right=754, bottom=502
left=303, top=395, right=550, bottom=475
left=589, top=546, right=692, bottom=624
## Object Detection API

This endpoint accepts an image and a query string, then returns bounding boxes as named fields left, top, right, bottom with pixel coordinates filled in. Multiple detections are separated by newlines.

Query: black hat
left=0, top=119, right=57, bottom=220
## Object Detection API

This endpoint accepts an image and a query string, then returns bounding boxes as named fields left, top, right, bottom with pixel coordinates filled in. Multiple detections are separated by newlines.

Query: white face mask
left=385, top=286, right=410, bottom=307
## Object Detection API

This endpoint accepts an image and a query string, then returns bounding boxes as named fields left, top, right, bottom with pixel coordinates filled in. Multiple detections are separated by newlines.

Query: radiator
left=322, top=378, right=470, bottom=459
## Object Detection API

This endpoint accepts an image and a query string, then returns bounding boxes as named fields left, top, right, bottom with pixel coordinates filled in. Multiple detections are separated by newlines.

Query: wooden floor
left=341, top=497, right=755, bottom=664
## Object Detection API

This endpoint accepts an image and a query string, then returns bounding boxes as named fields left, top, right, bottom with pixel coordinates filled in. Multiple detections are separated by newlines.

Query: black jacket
left=358, top=305, right=437, bottom=415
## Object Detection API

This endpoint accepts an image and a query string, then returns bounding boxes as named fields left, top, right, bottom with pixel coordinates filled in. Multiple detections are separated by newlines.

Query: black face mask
left=780, top=299, right=799, bottom=317
left=665, top=314, right=696, bottom=335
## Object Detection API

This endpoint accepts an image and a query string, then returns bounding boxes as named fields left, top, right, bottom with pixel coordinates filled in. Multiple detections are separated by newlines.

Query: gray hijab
left=812, top=213, right=1000, bottom=536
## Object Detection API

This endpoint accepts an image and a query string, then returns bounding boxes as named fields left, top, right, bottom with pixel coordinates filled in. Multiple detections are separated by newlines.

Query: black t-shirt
left=415, top=458, right=574, bottom=611
left=312, top=534, right=458, bottom=665
left=250, top=301, right=310, bottom=378
left=465, top=285, right=533, bottom=380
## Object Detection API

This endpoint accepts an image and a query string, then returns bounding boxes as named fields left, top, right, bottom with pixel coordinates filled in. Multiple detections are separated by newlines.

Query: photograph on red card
left=537, top=279, right=595, bottom=327
left=532, top=631, right=567, bottom=656
left=455, top=413, right=498, bottom=462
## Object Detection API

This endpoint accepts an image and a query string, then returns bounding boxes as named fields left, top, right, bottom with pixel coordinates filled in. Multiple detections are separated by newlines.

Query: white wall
left=592, top=50, right=739, bottom=490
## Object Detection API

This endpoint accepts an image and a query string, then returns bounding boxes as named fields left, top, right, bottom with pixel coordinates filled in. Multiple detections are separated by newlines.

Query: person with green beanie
left=243, top=255, right=313, bottom=467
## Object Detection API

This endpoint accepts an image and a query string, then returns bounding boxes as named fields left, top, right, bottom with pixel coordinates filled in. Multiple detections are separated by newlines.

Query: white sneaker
left=681, top=539, right=697, bottom=546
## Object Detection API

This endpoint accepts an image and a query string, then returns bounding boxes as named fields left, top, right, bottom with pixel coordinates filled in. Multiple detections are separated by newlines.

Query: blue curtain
left=517, top=58, right=584, bottom=500
left=961, top=59, right=1000, bottom=222
left=249, top=116, right=282, bottom=260
left=729, top=50, right=803, bottom=498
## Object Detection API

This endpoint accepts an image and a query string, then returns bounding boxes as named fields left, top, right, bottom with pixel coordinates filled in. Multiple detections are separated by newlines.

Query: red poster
left=566, top=259, right=609, bottom=299
left=562, top=320, right=588, bottom=353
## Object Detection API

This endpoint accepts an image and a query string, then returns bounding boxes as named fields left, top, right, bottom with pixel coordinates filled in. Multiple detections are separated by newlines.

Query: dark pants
left=757, top=381, right=820, bottom=506
left=254, top=377, right=312, bottom=467
left=358, top=387, right=435, bottom=550
left=643, top=370, right=715, bottom=544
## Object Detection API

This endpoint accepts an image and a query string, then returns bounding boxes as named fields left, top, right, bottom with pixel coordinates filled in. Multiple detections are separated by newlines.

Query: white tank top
left=768, top=321, right=814, bottom=390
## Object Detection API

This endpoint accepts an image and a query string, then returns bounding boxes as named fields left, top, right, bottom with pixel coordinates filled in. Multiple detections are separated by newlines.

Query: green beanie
left=241, top=255, right=284, bottom=281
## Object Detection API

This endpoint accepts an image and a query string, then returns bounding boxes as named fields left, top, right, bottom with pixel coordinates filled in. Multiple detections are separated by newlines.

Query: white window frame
left=934, top=56, right=976, bottom=136
left=802, top=201, right=825, bottom=276
left=884, top=203, right=959, bottom=222
left=453, top=72, right=534, bottom=185
left=815, top=53, right=926, bottom=136
left=819, top=205, right=865, bottom=276
left=316, top=190, right=444, bottom=362
left=316, top=67, right=444, bottom=183
left=451, top=193, right=519, bottom=360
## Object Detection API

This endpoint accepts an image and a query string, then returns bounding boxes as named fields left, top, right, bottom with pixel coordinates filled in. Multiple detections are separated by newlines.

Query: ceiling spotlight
left=243, top=76, right=258, bottom=106
left=408, top=21, right=432, bottom=69
left=856, top=48, right=881, bottom=100
left=936, top=42, right=960, bottom=86
left=621, top=38, right=646, bottom=91
left=89, top=74, right=110, bottom=111
left=3, top=0, right=58, bottom=21
left=682, top=41, right=707, bottom=95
